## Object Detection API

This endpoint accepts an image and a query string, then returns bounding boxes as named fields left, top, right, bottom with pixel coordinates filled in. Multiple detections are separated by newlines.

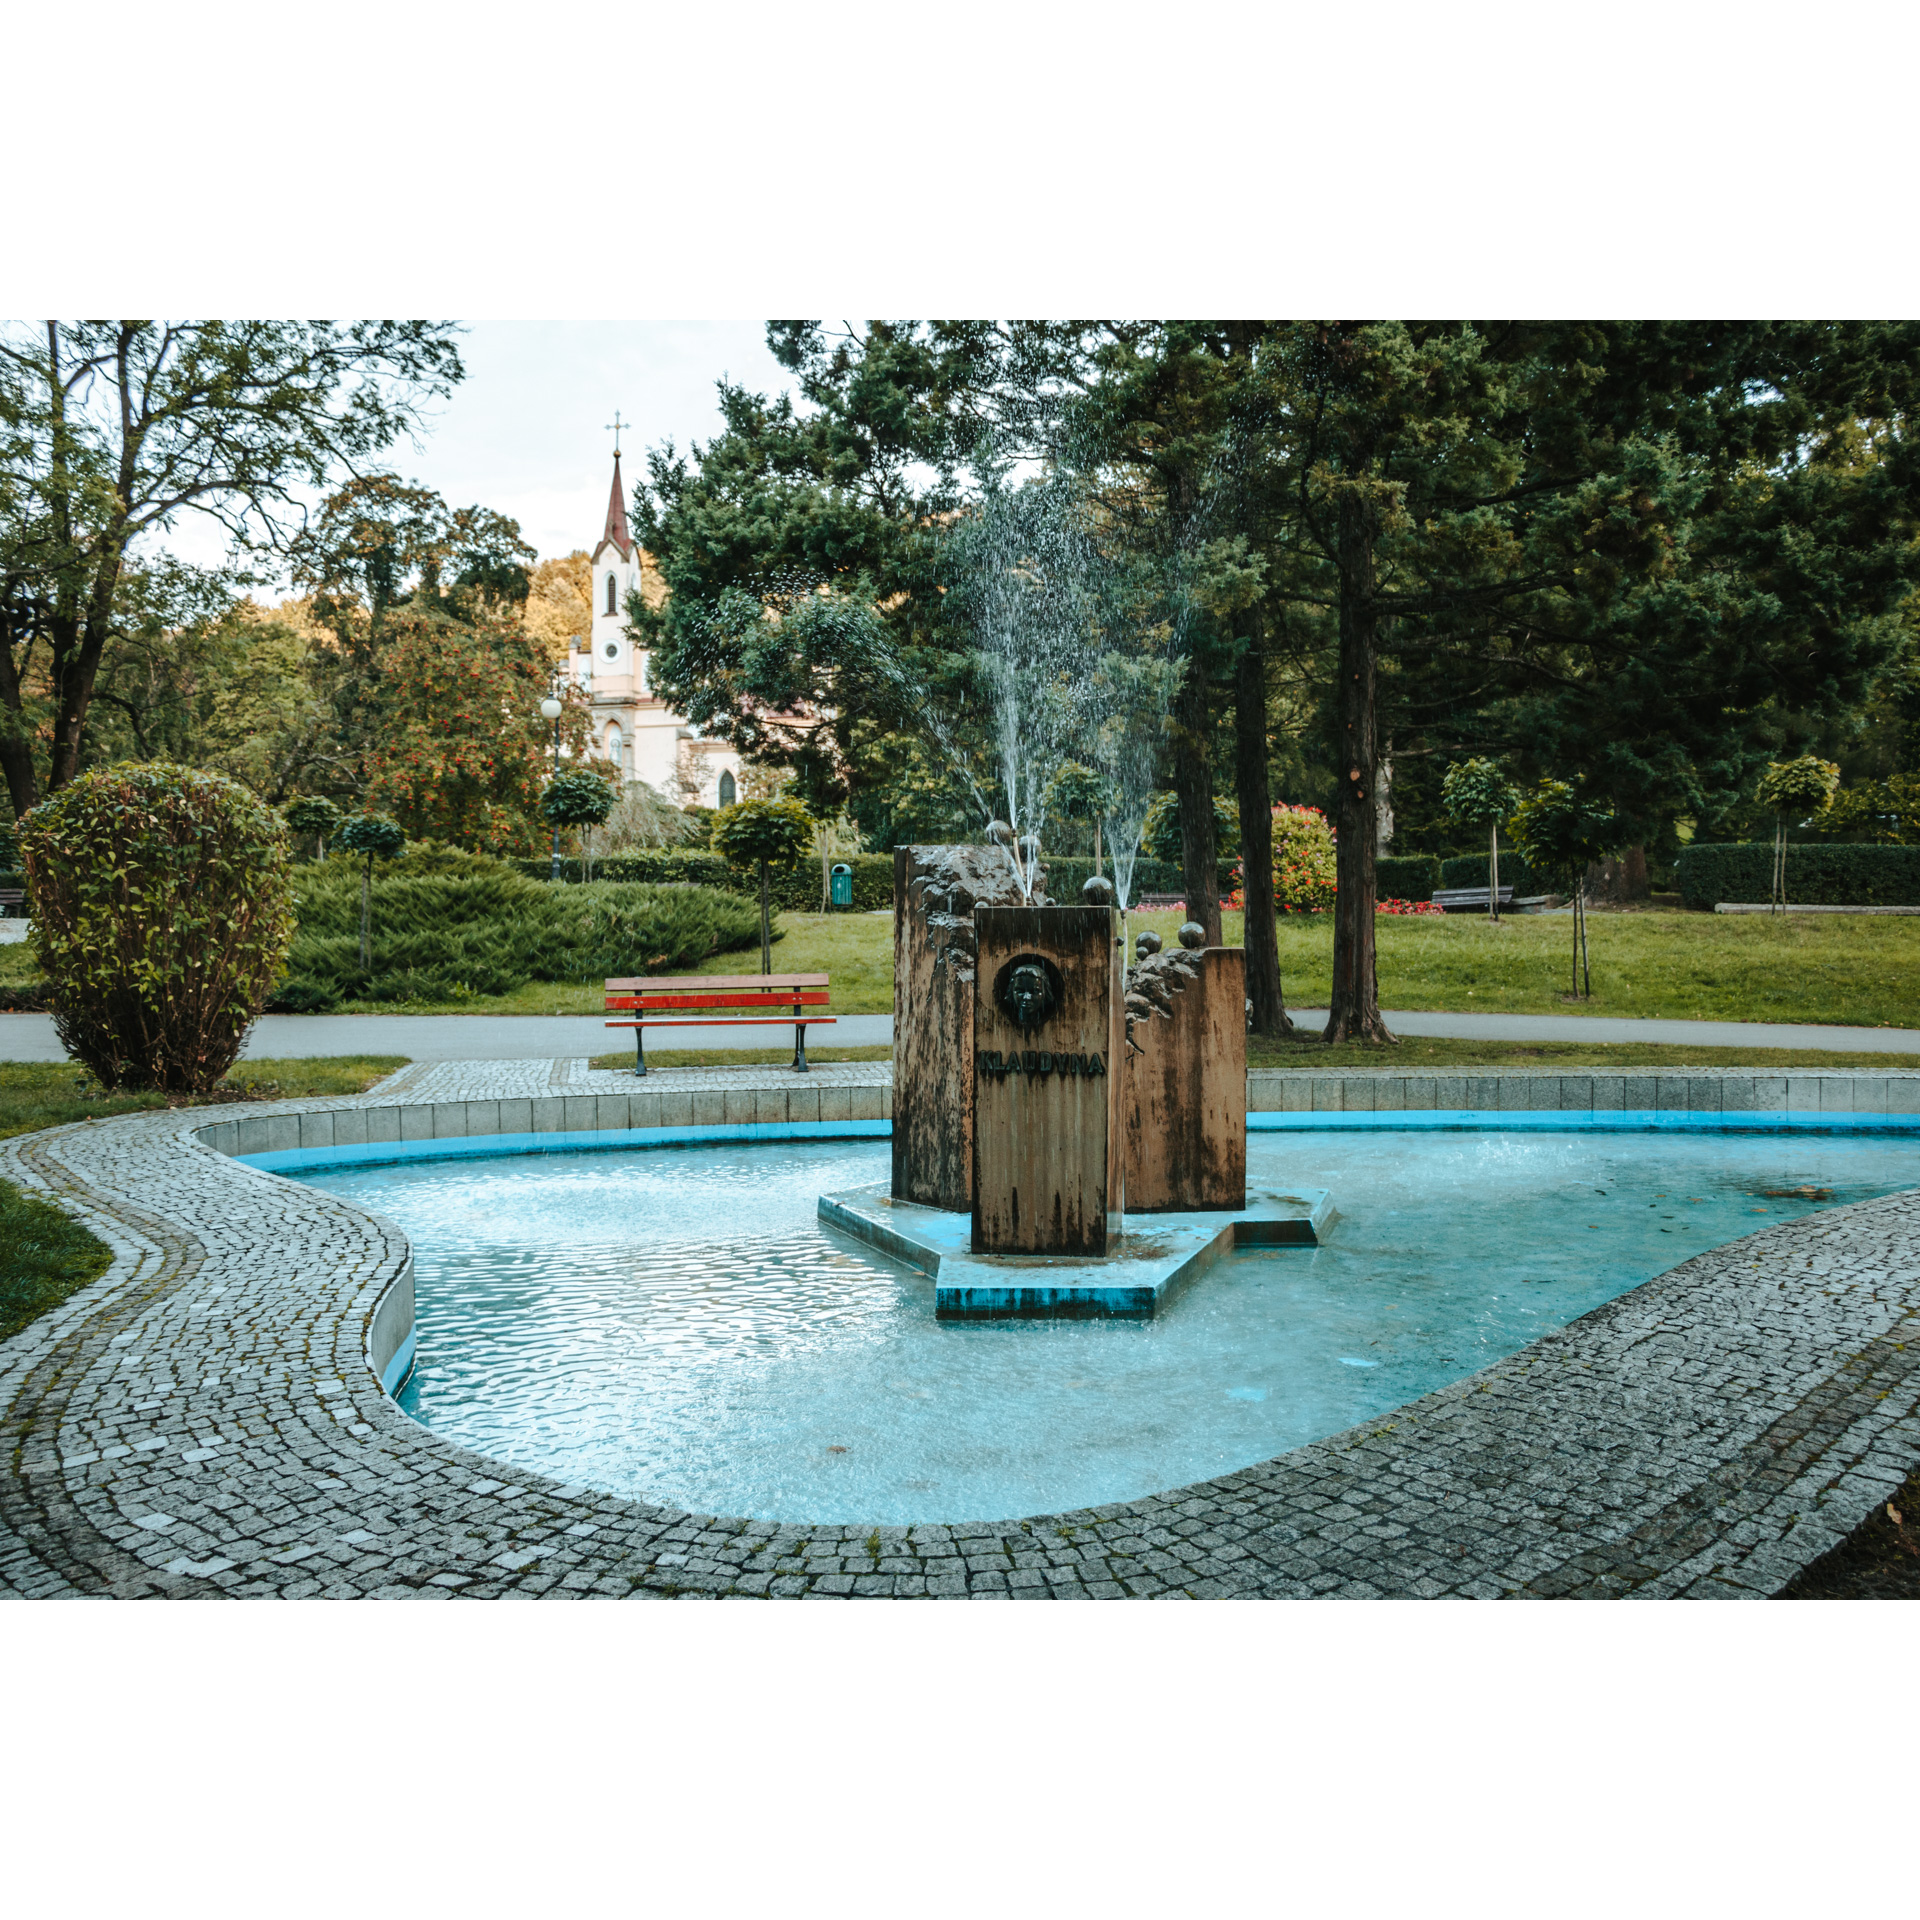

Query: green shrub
left=1674, top=842, right=1920, bottom=909
left=19, top=762, right=295, bottom=1091
left=1143, top=791, right=1240, bottom=866
left=516, top=848, right=900, bottom=911
left=1377, top=854, right=1442, bottom=899
left=512, top=850, right=735, bottom=889
left=1041, top=855, right=1184, bottom=901
left=1439, top=851, right=1543, bottom=896
left=272, top=847, right=763, bottom=1006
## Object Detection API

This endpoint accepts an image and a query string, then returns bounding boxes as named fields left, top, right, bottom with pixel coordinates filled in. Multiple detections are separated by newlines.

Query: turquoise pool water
left=300, top=1132, right=1920, bottom=1524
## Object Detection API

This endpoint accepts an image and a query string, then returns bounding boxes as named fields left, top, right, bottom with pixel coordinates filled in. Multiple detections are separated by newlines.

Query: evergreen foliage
left=282, top=794, right=341, bottom=859
left=1674, top=842, right=1920, bottom=909
left=276, top=850, right=762, bottom=1009
left=1144, top=791, right=1240, bottom=867
left=18, top=762, right=294, bottom=1090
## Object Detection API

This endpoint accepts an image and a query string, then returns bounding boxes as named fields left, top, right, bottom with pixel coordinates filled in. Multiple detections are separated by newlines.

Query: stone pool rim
left=3, top=1061, right=1918, bottom=1600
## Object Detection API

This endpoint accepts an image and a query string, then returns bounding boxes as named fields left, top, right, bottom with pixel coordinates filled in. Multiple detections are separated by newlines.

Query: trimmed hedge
left=20, top=762, right=295, bottom=1092
left=274, top=851, right=763, bottom=1009
left=513, top=849, right=899, bottom=912
left=1674, top=842, right=1920, bottom=910
left=1377, top=854, right=1442, bottom=900
left=1047, top=856, right=1184, bottom=902
left=1439, top=851, right=1543, bottom=897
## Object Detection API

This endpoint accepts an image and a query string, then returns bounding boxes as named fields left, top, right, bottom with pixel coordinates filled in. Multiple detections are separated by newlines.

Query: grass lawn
left=0, top=1057, right=408, bottom=1145
left=1255, top=908, right=1919, bottom=1028
left=0, top=1176, right=114, bottom=1342
left=8, top=901, right=1915, bottom=1028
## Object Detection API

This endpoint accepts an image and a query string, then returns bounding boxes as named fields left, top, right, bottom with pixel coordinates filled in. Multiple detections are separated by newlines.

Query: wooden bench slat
left=604, top=973, right=829, bottom=991
left=605, top=1017, right=839, bottom=1029
left=603, top=970, right=838, bottom=1075
left=607, top=992, right=832, bottom=1012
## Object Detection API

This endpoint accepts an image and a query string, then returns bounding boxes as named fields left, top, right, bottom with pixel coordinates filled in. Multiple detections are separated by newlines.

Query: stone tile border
left=2, top=1065, right=1917, bottom=1599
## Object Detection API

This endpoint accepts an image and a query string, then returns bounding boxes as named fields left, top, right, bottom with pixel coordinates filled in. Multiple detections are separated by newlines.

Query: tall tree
left=1246, top=321, right=1920, bottom=1041
left=0, top=321, right=462, bottom=818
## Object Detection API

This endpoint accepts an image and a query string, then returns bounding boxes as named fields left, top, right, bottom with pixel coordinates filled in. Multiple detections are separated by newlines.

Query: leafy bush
left=1377, top=854, right=1441, bottom=899
left=1674, top=842, right=1920, bottom=909
left=18, top=762, right=295, bottom=1091
left=273, top=847, right=763, bottom=1007
left=1040, top=855, right=1183, bottom=903
left=1439, top=851, right=1543, bottom=895
left=513, top=848, right=901, bottom=911
left=282, top=795, right=341, bottom=860
left=1230, top=804, right=1336, bottom=912
left=514, top=849, right=735, bottom=888
left=1144, top=791, right=1240, bottom=865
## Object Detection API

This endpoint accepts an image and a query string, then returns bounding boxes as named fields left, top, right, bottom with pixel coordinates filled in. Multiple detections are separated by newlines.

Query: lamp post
left=540, top=687, right=564, bottom=881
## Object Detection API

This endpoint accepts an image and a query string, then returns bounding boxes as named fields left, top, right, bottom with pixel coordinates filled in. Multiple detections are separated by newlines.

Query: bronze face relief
left=992, top=953, right=1065, bottom=1033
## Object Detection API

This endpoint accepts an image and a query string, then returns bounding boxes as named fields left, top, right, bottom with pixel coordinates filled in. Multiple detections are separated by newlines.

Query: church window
left=605, top=572, right=618, bottom=615
left=718, top=770, right=736, bottom=807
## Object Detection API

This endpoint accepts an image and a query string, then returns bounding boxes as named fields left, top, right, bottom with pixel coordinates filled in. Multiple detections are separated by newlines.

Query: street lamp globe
left=539, top=696, right=562, bottom=721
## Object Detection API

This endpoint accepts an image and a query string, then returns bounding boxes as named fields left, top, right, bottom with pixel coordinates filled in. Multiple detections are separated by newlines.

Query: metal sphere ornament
left=1081, top=874, right=1115, bottom=906
left=986, top=819, right=1015, bottom=846
left=1135, top=929, right=1163, bottom=960
left=1178, top=921, right=1207, bottom=951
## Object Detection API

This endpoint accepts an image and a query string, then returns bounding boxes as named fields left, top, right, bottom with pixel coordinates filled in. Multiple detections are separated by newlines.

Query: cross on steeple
left=605, top=410, right=627, bottom=456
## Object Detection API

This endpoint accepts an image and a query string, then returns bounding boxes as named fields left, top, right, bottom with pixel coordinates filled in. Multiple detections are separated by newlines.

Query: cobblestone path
left=4, top=1072, right=1918, bottom=1599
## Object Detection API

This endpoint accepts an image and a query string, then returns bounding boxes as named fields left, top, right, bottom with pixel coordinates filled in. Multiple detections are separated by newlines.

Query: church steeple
left=599, top=451, right=634, bottom=561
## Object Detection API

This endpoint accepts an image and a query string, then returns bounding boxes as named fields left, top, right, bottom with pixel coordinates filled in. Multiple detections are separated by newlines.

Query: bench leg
left=793, top=1021, right=809, bottom=1073
left=634, top=1025, right=647, bottom=1077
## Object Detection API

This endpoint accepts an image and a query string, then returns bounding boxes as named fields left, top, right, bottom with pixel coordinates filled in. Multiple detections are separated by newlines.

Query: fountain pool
left=300, top=1129, right=1920, bottom=1525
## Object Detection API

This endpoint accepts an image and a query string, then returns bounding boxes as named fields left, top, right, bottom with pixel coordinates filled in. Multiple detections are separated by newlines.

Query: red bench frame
left=605, top=972, right=835, bottom=1076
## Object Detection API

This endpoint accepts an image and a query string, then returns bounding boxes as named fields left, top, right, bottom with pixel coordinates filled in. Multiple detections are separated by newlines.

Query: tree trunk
left=1324, top=494, right=1394, bottom=1044
left=1580, top=883, right=1592, bottom=996
left=0, top=627, right=40, bottom=818
left=1234, top=616, right=1287, bottom=1036
left=759, top=857, right=771, bottom=974
left=1489, top=823, right=1501, bottom=923
left=359, top=859, right=372, bottom=970
left=1171, top=656, right=1221, bottom=944
left=1093, top=819, right=1103, bottom=877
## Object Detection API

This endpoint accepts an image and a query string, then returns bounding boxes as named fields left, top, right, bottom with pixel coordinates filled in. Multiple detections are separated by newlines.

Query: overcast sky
left=152, top=320, right=798, bottom=585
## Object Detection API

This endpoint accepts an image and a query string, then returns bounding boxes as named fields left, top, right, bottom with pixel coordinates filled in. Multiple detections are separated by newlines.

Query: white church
left=564, top=449, right=744, bottom=810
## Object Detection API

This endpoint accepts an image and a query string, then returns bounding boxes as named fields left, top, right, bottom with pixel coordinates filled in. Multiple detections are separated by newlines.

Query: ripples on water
left=300, top=1132, right=1920, bottom=1524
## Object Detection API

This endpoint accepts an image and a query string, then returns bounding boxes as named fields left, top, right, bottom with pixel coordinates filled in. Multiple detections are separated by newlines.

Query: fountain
left=821, top=862, right=1332, bottom=1319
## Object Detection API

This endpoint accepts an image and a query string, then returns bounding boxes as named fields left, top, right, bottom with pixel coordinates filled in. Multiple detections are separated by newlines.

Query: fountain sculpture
left=820, top=851, right=1332, bottom=1319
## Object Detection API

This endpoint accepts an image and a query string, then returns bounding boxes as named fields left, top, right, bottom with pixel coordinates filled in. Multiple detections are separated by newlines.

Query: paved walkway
left=0, top=1010, right=897, bottom=1063
left=4, top=1006, right=1917, bottom=1064
left=1293, top=1010, right=1920, bottom=1053
left=3, top=1065, right=1917, bottom=1599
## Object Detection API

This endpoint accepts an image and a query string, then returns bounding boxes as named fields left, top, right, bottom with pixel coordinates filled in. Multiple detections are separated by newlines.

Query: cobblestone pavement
left=368, top=1057, right=893, bottom=1101
left=3, top=1070, right=1918, bottom=1600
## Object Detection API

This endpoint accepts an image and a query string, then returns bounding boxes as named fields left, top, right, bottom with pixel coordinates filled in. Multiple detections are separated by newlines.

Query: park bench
left=605, top=972, right=836, bottom=1076
left=0, top=888, right=24, bottom=918
left=1432, top=886, right=1516, bottom=912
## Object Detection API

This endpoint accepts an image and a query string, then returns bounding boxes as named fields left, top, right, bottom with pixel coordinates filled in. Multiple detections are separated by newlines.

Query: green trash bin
left=830, top=862, right=853, bottom=908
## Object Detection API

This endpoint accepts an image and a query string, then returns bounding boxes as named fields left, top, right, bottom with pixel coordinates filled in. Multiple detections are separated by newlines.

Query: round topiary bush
left=18, top=762, right=295, bottom=1092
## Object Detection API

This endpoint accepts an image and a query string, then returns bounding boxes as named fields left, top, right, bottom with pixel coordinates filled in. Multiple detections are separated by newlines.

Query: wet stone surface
left=2, top=1068, right=1918, bottom=1600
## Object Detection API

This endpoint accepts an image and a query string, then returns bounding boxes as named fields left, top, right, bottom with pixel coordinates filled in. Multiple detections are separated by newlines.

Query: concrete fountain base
left=817, top=1184, right=1335, bottom=1320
